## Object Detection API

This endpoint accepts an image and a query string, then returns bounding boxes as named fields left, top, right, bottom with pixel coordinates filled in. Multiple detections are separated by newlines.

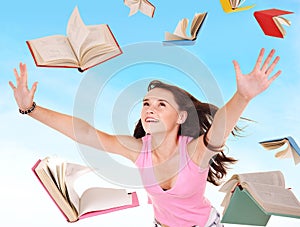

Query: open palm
left=9, top=62, right=38, bottom=111
left=233, top=48, right=282, bottom=101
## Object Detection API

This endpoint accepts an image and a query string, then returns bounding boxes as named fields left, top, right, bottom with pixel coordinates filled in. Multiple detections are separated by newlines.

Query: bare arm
left=194, top=48, right=281, bottom=166
left=9, top=63, right=140, bottom=161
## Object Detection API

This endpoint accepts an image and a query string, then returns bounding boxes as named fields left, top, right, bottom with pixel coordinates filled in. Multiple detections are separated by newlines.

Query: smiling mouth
left=145, top=118, right=159, bottom=123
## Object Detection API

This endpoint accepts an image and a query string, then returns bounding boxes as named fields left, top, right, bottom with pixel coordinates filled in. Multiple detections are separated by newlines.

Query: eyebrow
left=143, top=98, right=170, bottom=104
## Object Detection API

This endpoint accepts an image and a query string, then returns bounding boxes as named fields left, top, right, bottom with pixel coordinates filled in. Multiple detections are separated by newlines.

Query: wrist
left=19, top=102, right=36, bottom=115
left=235, top=91, right=251, bottom=104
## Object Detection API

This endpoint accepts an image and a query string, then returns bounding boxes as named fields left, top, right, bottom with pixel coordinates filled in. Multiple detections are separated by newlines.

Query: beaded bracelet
left=19, top=102, right=36, bottom=115
left=203, top=131, right=225, bottom=152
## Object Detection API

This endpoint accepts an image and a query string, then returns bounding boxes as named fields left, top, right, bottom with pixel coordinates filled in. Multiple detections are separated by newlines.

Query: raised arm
left=9, top=63, right=140, bottom=161
left=205, top=48, right=281, bottom=149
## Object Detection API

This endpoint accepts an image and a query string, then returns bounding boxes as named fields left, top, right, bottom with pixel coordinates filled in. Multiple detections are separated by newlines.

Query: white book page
left=173, top=18, right=190, bottom=40
left=124, top=0, right=140, bottom=16
left=28, top=35, right=78, bottom=65
left=165, top=32, right=186, bottom=41
left=139, top=0, right=155, bottom=17
left=80, top=24, right=117, bottom=62
left=64, top=163, right=93, bottom=212
left=238, top=171, right=285, bottom=187
left=66, top=6, right=90, bottom=59
left=243, top=182, right=300, bottom=215
left=79, top=188, right=132, bottom=216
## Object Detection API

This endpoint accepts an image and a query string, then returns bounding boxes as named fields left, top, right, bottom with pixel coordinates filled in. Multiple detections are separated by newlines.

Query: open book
left=259, top=136, right=300, bottom=165
left=163, top=12, right=207, bottom=46
left=254, top=8, right=293, bottom=38
left=220, top=171, right=300, bottom=226
left=220, top=0, right=255, bottom=13
left=26, top=6, right=122, bottom=72
left=32, top=157, right=139, bottom=222
left=124, top=0, right=155, bottom=18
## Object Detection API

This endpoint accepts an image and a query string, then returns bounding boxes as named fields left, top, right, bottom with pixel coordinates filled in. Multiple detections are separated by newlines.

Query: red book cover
left=32, top=159, right=139, bottom=222
left=254, top=8, right=293, bottom=38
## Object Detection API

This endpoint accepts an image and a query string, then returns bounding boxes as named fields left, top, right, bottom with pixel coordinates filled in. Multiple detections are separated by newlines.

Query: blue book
left=259, top=136, right=300, bottom=165
left=163, top=12, right=207, bottom=46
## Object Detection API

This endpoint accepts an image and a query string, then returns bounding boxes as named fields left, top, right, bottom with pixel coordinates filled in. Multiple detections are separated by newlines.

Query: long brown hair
left=133, top=80, right=239, bottom=186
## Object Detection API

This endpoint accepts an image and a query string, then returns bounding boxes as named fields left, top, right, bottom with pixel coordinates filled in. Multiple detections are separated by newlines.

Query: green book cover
left=221, top=186, right=271, bottom=226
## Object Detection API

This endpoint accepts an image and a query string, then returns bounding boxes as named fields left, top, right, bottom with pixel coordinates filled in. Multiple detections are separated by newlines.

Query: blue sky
left=1, top=0, right=300, bottom=226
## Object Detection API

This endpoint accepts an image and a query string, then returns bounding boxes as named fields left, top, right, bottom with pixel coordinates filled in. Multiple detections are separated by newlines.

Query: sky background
left=1, top=0, right=300, bottom=226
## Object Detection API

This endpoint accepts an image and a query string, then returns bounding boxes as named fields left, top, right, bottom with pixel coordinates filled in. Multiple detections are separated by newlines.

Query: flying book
left=259, top=136, right=300, bottom=165
left=32, top=156, right=139, bottom=222
left=124, top=0, right=155, bottom=18
left=220, top=0, right=255, bottom=13
left=26, top=6, right=122, bottom=72
left=220, top=171, right=300, bottom=226
left=163, top=12, right=207, bottom=46
left=254, top=8, right=293, bottom=38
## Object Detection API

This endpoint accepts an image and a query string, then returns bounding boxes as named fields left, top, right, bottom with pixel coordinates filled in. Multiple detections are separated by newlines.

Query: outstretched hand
left=233, top=48, right=281, bottom=101
left=9, top=63, right=38, bottom=111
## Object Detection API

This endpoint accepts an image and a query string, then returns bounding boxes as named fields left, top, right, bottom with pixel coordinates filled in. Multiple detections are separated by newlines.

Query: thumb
left=232, top=60, right=242, bottom=81
left=29, top=81, right=38, bottom=97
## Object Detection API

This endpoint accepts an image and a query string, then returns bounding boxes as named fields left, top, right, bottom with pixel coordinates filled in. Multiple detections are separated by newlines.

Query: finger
left=13, top=68, right=20, bottom=84
left=268, top=70, right=282, bottom=85
left=20, top=63, right=28, bottom=86
left=8, top=81, right=16, bottom=90
left=261, top=49, right=275, bottom=72
left=232, top=60, right=242, bottom=78
left=29, top=81, right=38, bottom=97
left=265, top=56, right=280, bottom=76
left=254, top=48, right=265, bottom=70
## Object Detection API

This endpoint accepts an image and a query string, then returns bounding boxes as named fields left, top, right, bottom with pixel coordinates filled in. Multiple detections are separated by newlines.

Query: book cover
left=32, top=159, right=140, bottom=222
left=259, top=136, right=300, bottom=165
left=220, top=0, right=255, bottom=13
left=254, top=8, right=293, bottom=38
left=221, top=186, right=271, bottom=226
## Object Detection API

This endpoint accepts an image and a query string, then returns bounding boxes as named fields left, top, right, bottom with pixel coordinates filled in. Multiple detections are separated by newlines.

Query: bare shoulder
left=187, top=135, right=217, bottom=168
left=109, top=135, right=143, bottom=162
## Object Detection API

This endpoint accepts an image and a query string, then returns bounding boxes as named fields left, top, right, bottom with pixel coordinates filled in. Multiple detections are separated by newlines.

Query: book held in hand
left=32, top=156, right=139, bottom=222
left=163, top=12, right=207, bottom=46
left=254, top=8, right=293, bottom=38
left=26, top=6, right=122, bottom=72
left=219, top=171, right=300, bottom=226
left=220, top=0, right=255, bottom=13
left=124, top=0, right=155, bottom=18
left=259, top=136, right=300, bottom=165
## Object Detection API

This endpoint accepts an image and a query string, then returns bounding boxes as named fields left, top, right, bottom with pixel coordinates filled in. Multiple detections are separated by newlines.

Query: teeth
left=146, top=118, right=158, bottom=122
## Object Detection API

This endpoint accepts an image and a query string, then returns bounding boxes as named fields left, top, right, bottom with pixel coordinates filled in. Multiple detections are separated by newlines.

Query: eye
left=143, top=102, right=149, bottom=106
left=159, top=102, right=166, bottom=107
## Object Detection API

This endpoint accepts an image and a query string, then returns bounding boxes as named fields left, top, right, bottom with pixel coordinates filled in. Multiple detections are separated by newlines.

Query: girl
left=9, top=48, right=281, bottom=227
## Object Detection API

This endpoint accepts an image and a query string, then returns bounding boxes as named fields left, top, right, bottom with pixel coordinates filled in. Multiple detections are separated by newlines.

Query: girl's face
left=141, top=88, right=185, bottom=135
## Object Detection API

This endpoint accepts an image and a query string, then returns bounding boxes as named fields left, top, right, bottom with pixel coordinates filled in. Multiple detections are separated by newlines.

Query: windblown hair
left=133, top=80, right=239, bottom=186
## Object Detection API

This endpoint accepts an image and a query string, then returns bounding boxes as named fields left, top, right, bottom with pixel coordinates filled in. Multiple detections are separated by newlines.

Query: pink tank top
left=135, top=135, right=211, bottom=227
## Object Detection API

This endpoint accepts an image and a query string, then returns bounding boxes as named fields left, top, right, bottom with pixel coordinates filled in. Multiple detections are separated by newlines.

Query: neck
left=150, top=131, right=179, bottom=161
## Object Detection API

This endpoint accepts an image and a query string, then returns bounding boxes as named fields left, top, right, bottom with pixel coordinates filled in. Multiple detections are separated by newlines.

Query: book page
left=34, top=159, right=78, bottom=221
left=124, top=0, right=140, bottom=16
left=64, top=163, right=93, bottom=212
left=273, top=17, right=290, bottom=37
left=79, top=24, right=117, bottom=62
left=190, top=13, right=206, bottom=40
left=165, top=32, right=186, bottom=41
left=79, top=188, right=132, bottom=216
left=237, top=171, right=285, bottom=187
left=173, top=18, right=190, bottom=40
left=139, top=0, right=155, bottom=17
left=242, top=182, right=300, bottom=216
left=28, top=35, right=78, bottom=65
left=66, top=6, right=90, bottom=59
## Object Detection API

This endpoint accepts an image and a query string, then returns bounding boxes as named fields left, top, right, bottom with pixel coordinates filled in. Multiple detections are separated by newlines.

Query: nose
left=146, top=108, right=154, bottom=114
